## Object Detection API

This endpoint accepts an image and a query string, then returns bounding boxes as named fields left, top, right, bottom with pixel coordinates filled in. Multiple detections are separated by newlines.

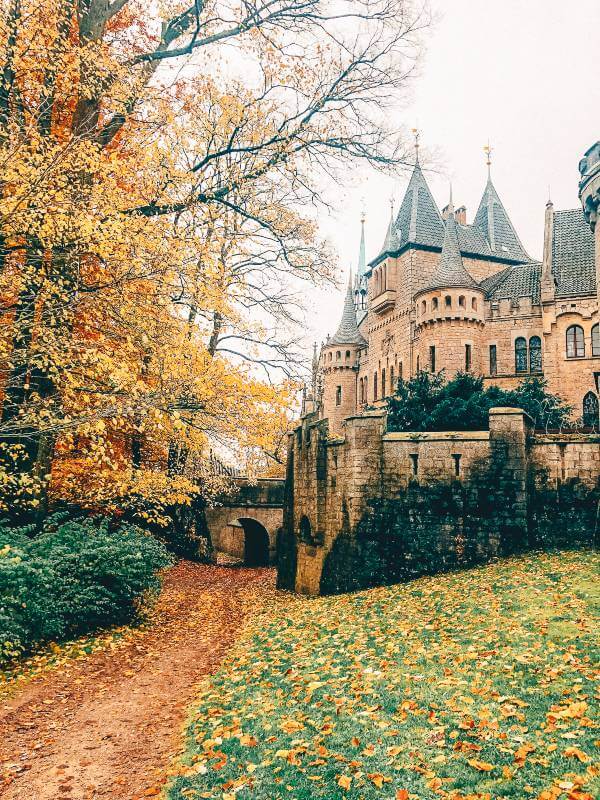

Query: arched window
left=416, top=355, right=420, bottom=372
left=373, top=371, right=378, bottom=401
left=364, top=375, right=368, bottom=401
left=592, top=324, right=600, bottom=357
left=359, top=378, right=364, bottom=404
left=445, top=295, right=452, bottom=308
left=421, top=300, right=426, bottom=314
left=459, top=295, right=466, bottom=308
left=566, top=325, right=585, bottom=358
left=336, top=350, right=341, bottom=360
left=299, top=515, right=316, bottom=545
left=346, top=350, right=351, bottom=360
left=381, top=368, right=386, bottom=397
left=398, top=362, right=403, bottom=381
left=583, top=392, right=599, bottom=428
left=529, top=336, right=542, bottom=373
left=328, top=352, right=332, bottom=361
left=515, top=337, right=528, bottom=373
left=335, top=385, right=342, bottom=405
left=390, top=366, right=395, bottom=393
left=432, top=297, right=439, bottom=310
left=472, top=297, right=478, bottom=310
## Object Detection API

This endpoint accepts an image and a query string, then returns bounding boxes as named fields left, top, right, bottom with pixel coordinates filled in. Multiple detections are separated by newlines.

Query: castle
left=309, top=142, right=600, bottom=433
left=279, top=143, right=600, bottom=596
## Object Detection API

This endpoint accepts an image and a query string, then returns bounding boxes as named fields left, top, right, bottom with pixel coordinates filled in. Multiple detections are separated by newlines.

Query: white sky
left=306, top=0, right=599, bottom=347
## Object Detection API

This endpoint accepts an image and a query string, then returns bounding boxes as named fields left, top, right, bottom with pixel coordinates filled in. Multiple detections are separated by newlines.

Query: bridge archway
left=239, top=518, right=270, bottom=566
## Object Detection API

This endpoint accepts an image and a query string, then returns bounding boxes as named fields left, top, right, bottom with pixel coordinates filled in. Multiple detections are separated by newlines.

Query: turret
left=321, top=274, right=367, bottom=435
left=540, top=197, right=556, bottom=303
left=414, top=201, right=485, bottom=376
left=578, top=141, right=600, bottom=299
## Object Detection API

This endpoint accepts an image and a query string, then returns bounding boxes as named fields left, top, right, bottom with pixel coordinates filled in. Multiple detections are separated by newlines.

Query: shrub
left=387, top=371, right=572, bottom=432
left=0, top=514, right=172, bottom=664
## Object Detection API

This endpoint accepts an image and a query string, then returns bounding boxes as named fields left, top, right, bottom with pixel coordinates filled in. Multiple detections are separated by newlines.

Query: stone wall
left=279, top=408, right=599, bottom=595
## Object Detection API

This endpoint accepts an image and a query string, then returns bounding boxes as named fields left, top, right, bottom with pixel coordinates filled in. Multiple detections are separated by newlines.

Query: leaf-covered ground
left=166, top=552, right=599, bottom=800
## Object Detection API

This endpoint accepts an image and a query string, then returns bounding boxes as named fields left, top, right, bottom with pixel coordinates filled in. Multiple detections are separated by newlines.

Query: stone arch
left=238, top=517, right=270, bottom=566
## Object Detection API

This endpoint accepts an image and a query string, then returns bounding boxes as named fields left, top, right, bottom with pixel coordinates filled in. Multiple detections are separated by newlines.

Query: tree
left=0, top=0, right=428, bottom=522
left=387, top=372, right=572, bottom=433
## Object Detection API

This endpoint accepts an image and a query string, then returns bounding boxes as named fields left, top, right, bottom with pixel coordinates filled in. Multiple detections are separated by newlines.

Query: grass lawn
left=166, top=552, right=599, bottom=800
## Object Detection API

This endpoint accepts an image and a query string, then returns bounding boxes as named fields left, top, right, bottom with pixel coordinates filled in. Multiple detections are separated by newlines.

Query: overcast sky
left=306, top=0, right=599, bottom=347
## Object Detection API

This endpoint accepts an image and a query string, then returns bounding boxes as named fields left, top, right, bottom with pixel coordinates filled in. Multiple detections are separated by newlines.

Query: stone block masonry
left=279, top=408, right=599, bottom=595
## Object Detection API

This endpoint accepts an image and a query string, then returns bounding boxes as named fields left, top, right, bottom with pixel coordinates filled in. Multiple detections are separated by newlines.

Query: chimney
left=442, top=203, right=467, bottom=224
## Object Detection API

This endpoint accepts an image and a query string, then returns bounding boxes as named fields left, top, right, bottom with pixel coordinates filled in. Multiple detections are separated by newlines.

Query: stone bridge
left=205, top=478, right=285, bottom=566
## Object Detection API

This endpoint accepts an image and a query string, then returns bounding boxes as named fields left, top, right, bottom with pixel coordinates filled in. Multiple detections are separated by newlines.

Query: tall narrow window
left=373, top=372, right=378, bottom=401
left=364, top=376, right=368, bottom=402
left=583, top=392, right=599, bottom=428
left=429, top=345, right=436, bottom=372
left=592, top=324, right=599, bottom=357
left=416, top=356, right=420, bottom=373
left=489, top=344, right=497, bottom=376
left=390, top=366, right=395, bottom=393
left=381, top=368, right=386, bottom=397
left=335, top=385, right=342, bottom=405
left=529, top=336, right=542, bottom=373
left=359, top=378, right=364, bottom=404
left=566, top=325, right=585, bottom=358
left=515, top=337, right=528, bottom=373
left=465, top=344, right=472, bottom=371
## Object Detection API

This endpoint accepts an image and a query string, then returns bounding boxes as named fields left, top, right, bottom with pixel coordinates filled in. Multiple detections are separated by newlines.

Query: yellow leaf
left=467, top=758, right=495, bottom=772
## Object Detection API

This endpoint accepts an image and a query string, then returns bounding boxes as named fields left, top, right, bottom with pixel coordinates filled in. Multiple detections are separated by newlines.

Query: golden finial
left=412, top=127, right=420, bottom=163
left=389, top=193, right=395, bottom=217
left=484, top=140, right=493, bottom=176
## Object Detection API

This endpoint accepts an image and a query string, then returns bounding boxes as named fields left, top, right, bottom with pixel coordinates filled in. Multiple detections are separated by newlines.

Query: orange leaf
left=467, top=758, right=495, bottom=772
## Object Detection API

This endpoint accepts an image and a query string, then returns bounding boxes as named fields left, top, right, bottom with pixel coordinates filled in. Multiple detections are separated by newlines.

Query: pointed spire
left=473, top=163, right=529, bottom=261
left=541, top=197, right=556, bottom=302
left=417, top=208, right=479, bottom=294
left=375, top=201, right=400, bottom=259
left=357, top=210, right=366, bottom=280
left=388, top=160, right=444, bottom=257
left=329, top=280, right=367, bottom=347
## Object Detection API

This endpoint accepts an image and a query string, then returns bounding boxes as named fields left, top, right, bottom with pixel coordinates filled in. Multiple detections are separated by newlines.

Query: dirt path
left=0, top=562, right=274, bottom=800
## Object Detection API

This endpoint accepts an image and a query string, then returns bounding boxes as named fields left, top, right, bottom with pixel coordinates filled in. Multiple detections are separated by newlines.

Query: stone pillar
left=488, top=407, right=532, bottom=553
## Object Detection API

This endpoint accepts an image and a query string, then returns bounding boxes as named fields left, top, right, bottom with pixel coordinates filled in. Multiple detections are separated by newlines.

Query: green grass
left=166, top=552, right=599, bottom=800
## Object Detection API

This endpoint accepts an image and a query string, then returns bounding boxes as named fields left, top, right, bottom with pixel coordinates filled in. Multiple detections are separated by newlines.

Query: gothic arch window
left=583, top=392, right=599, bottom=428
left=299, top=515, right=316, bottom=545
left=592, top=324, right=600, bottom=357
left=373, top=371, right=378, bottom=401
left=529, top=336, right=542, bottom=373
left=515, top=337, right=528, bottom=373
left=566, top=325, right=585, bottom=358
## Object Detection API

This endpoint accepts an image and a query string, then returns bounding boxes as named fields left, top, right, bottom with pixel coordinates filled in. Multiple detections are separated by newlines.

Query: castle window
left=432, top=297, right=438, bottom=310
left=335, top=385, right=342, bottom=405
left=529, top=336, right=542, bottom=373
left=566, top=325, right=585, bottom=358
left=399, top=362, right=403, bottom=381
left=336, top=350, right=341, bottom=360
left=515, top=337, right=528, bottom=373
left=359, top=377, right=364, bottom=404
left=489, top=344, right=497, bottom=376
left=381, top=368, right=386, bottom=397
left=328, top=352, right=332, bottom=361
left=364, top=375, right=368, bottom=401
left=390, top=366, right=395, bottom=393
left=445, top=295, right=452, bottom=308
left=416, top=356, right=420, bottom=372
left=410, top=454, right=419, bottom=475
left=472, top=297, right=478, bottom=311
left=583, top=392, right=599, bottom=428
left=346, top=350, right=351, bottom=360
left=452, top=453, right=461, bottom=476
left=373, top=371, right=378, bottom=400
left=421, top=300, right=426, bottom=314
left=299, top=515, right=316, bottom=545
left=429, top=345, right=436, bottom=372
left=459, top=295, right=466, bottom=308
left=592, top=324, right=599, bottom=356
left=465, top=344, right=472, bottom=371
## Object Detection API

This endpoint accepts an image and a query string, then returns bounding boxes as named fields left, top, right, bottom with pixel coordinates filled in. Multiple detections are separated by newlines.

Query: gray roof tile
left=473, top=176, right=529, bottom=261
left=416, top=210, right=480, bottom=294
left=552, top=209, right=596, bottom=297
left=329, top=284, right=367, bottom=347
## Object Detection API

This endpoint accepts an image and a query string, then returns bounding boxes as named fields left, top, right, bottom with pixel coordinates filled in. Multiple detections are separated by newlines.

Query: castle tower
left=578, top=141, right=600, bottom=300
left=413, top=199, right=485, bottom=376
left=321, top=274, right=367, bottom=435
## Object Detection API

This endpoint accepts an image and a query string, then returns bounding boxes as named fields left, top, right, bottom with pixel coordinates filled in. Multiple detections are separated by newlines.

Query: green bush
left=387, top=371, right=572, bottom=432
left=0, top=514, right=172, bottom=664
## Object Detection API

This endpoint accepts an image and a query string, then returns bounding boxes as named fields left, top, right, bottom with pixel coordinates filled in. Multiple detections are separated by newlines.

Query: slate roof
left=368, top=163, right=529, bottom=267
left=329, top=283, right=367, bottom=347
left=473, top=176, right=529, bottom=261
left=416, top=209, right=480, bottom=295
left=484, top=263, right=542, bottom=304
left=552, top=209, right=596, bottom=297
